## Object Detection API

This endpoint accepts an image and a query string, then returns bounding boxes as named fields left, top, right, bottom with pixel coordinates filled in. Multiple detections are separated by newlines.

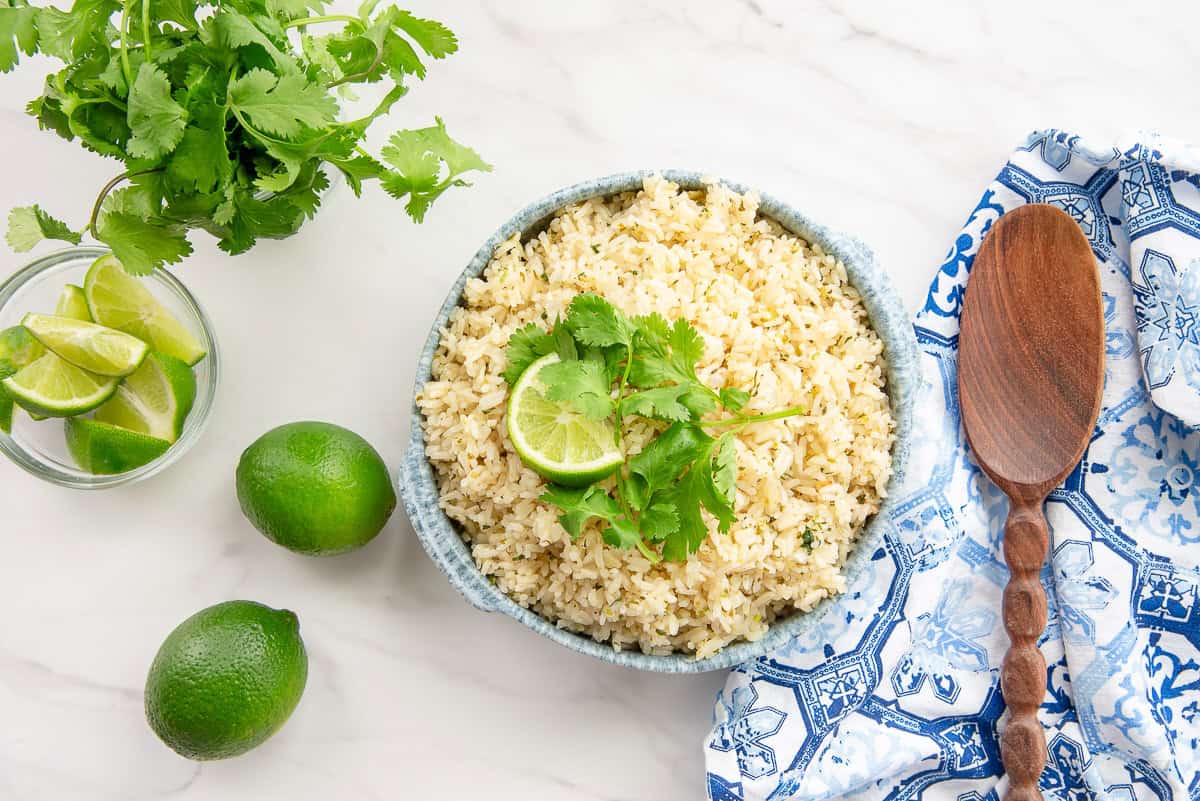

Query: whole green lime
left=236, top=421, right=396, bottom=556
left=144, top=601, right=308, bottom=761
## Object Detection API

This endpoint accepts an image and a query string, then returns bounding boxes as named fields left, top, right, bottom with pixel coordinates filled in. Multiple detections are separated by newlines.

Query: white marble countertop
left=1, top=1, right=1197, bottom=799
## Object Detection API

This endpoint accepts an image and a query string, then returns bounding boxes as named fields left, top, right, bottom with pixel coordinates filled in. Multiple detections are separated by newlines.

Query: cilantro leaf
left=540, top=484, right=620, bottom=538
left=552, top=323, right=578, bottom=362
left=126, top=63, right=188, bottom=159
left=621, top=384, right=693, bottom=423
left=633, top=312, right=670, bottom=352
left=228, top=68, right=338, bottom=138
left=659, top=470, right=710, bottom=562
left=565, top=293, right=633, bottom=348
left=639, top=502, right=679, bottom=543
left=391, top=10, right=457, bottom=58
left=718, top=387, right=750, bottom=412
left=625, top=422, right=710, bottom=510
left=166, top=124, right=230, bottom=192
left=643, top=433, right=736, bottom=561
left=699, top=434, right=737, bottom=533
left=669, top=317, right=705, bottom=368
left=504, top=323, right=554, bottom=385
left=711, top=435, right=737, bottom=504
left=97, top=213, right=193, bottom=275
left=0, top=3, right=38, bottom=73
left=154, top=0, right=199, bottom=31
left=380, top=117, right=492, bottom=222
left=630, top=317, right=707, bottom=388
left=326, top=153, right=386, bottom=196
left=216, top=188, right=305, bottom=255
left=540, top=357, right=614, bottom=421
left=35, top=0, right=118, bottom=62
left=103, top=180, right=164, bottom=220
left=213, top=10, right=298, bottom=73
left=680, top=386, right=718, bottom=418
left=6, top=205, right=81, bottom=251
left=602, top=517, right=642, bottom=550
left=380, top=27, right=424, bottom=80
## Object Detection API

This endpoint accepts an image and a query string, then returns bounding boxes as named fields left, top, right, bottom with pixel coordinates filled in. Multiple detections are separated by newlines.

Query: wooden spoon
left=958, top=204, right=1104, bottom=801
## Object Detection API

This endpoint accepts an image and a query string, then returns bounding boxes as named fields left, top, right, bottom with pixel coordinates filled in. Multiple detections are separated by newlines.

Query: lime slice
left=22, top=313, right=149, bottom=377
left=56, top=284, right=93, bottom=321
left=95, top=352, right=196, bottom=443
left=1, top=352, right=119, bottom=417
left=0, top=325, right=47, bottom=433
left=64, top=418, right=171, bottom=475
left=506, top=353, right=623, bottom=487
left=84, top=255, right=207, bottom=366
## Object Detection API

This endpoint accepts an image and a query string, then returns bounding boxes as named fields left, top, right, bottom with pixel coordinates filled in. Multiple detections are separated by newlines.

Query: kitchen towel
left=704, top=129, right=1200, bottom=801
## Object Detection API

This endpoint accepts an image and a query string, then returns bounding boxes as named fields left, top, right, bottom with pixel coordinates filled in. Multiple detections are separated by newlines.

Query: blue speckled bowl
left=399, top=171, right=919, bottom=673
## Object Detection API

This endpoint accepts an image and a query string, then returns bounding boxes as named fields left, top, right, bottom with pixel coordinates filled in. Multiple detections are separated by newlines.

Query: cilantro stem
left=86, top=167, right=164, bottom=239
left=328, top=44, right=385, bottom=88
left=339, top=85, right=408, bottom=131
left=141, top=0, right=153, bottom=62
left=118, top=0, right=133, bottom=85
left=613, top=342, right=634, bottom=446
left=701, top=405, right=808, bottom=429
left=282, top=14, right=362, bottom=30
left=635, top=540, right=661, bottom=563
left=281, top=13, right=385, bottom=88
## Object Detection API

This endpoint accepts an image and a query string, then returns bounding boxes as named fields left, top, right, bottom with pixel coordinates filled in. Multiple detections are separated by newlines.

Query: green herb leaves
left=505, top=293, right=806, bottom=561
left=0, top=3, right=38, bottom=72
left=6, top=205, right=80, bottom=251
left=380, top=118, right=493, bottom=222
left=228, top=68, right=337, bottom=138
left=3, top=0, right=490, bottom=273
left=502, top=323, right=555, bottom=385
left=126, top=64, right=187, bottom=159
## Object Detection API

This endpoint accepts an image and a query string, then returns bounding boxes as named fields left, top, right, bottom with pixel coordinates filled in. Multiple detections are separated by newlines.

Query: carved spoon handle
left=1000, top=500, right=1049, bottom=801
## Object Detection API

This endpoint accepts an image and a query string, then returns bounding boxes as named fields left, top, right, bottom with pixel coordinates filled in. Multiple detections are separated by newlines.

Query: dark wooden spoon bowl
left=957, top=204, right=1104, bottom=801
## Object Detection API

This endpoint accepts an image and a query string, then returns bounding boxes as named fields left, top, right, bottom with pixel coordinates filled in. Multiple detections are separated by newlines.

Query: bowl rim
left=0, top=245, right=220, bottom=489
left=399, top=170, right=919, bottom=673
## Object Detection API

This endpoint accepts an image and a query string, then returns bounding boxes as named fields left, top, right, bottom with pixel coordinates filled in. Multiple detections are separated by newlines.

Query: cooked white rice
left=417, top=176, right=894, bottom=658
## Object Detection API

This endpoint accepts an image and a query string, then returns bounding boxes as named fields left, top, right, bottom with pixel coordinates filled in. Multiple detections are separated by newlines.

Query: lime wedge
left=22, top=313, right=149, bottom=377
left=56, top=284, right=93, bottom=321
left=1, top=352, right=119, bottom=417
left=0, top=365, right=13, bottom=434
left=0, top=325, right=45, bottom=367
left=65, top=418, right=171, bottom=475
left=0, top=325, right=47, bottom=433
left=84, top=255, right=207, bottom=366
left=506, top=353, right=623, bottom=487
left=95, top=352, right=196, bottom=443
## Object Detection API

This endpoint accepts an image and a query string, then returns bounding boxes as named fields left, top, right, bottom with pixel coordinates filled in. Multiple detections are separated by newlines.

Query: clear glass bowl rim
left=0, top=245, right=220, bottom=489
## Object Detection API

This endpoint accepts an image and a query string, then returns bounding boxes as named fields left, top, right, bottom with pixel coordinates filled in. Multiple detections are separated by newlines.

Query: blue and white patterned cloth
left=704, top=130, right=1200, bottom=801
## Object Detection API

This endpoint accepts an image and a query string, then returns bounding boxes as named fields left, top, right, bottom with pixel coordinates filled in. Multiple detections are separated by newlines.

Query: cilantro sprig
left=0, top=0, right=491, bottom=274
left=505, top=293, right=808, bottom=562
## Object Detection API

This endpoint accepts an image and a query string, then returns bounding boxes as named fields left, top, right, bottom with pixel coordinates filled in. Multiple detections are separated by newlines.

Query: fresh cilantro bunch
left=505, top=293, right=808, bottom=562
left=0, top=0, right=491, bottom=274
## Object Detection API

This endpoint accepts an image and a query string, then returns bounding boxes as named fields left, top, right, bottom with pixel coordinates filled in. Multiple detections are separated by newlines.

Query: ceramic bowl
left=398, top=171, right=919, bottom=672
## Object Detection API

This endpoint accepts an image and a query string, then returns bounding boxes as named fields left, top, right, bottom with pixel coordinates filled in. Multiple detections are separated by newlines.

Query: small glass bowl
left=0, top=246, right=219, bottom=489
